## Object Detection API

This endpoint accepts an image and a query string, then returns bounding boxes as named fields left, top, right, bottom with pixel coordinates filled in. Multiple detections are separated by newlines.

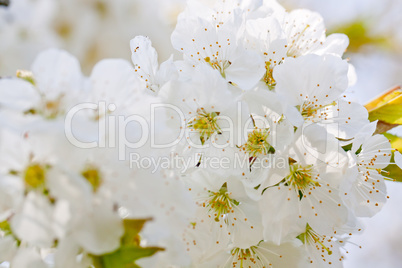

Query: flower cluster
left=0, top=0, right=394, bottom=267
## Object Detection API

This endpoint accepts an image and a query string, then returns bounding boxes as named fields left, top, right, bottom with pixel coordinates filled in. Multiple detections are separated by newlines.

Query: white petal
left=347, top=63, right=357, bottom=87
left=260, top=186, right=304, bottom=244
left=231, top=200, right=263, bottom=248
left=11, top=248, right=48, bottom=268
left=0, top=175, right=24, bottom=221
left=156, top=55, right=178, bottom=90
left=89, top=59, right=145, bottom=109
left=73, top=201, right=123, bottom=255
left=300, top=186, right=348, bottom=234
left=315, top=33, right=349, bottom=57
left=225, top=48, right=265, bottom=90
left=274, top=54, right=349, bottom=107
left=394, top=151, right=402, bottom=169
left=359, top=134, right=391, bottom=169
left=0, top=79, right=40, bottom=111
left=351, top=121, right=377, bottom=153
left=54, top=239, right=88, bottom=268
left=324, top=100, right=369, bottom=142
left=130, top=36, right=166, bottom=92
left=130, top=35, right=158, bottom=77
left=11, top=192, right=55, bottom=248
left=344, top=172, right=387, bottom=217
left=254, top=241, right=303, bottom=268
left=31, top=49, right=83, bottom=100
left=284, top=9, right=325, bottom=57
left=0, top=236, right=17, bottom=263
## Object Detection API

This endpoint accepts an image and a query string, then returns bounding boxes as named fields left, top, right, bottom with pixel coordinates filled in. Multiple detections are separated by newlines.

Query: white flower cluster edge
left=0, top=0, right=394, bottom=267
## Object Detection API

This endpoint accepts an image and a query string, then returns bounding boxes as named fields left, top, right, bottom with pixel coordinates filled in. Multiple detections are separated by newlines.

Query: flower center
left=300, top=101, right=336, bottom=120
left=204, top=57, right=231, bottom=78
left=243, top=128, right=275, bottom=158
left=301, top=104, right=319, bottom=118
left=81, top=168, right=103, bottom=193
left=24, top=164, right=46, bottom=189
left=285, top=162, right=318, bottom=193
left=205, top=184, right=239, bottom=222
left=188, top=108, right=221, bottom=145
left=263, top=62, right=276, bottom=89
left=43, top=96, right=64, bottom=119
left=297, top=224, right=333, bottom=255
left=231, top=246, right=264, bottom=267
left=287, top=24, right=311, bottom=57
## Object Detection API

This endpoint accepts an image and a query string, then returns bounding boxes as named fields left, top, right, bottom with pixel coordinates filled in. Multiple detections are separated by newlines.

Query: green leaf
left=365, top=86, right=402, bottom=112
left=384, top=152, right=402, bottom=182
left=364, top=86, right=402, bottom=133
left=383, top=133, right=402, bottom=151
left=121, top=218, right=151, bottom=246
left=384, top=164, right=401, bottom=182
left=92, top=218, right=164, bottom=268
left=342, top=143, right=353, bottom=152
left=97, top=245, right=164, bottom=268
left=381, top=134, right=402, bottom=182
left=368, top=104, right=402, bottom=125
left=330, top=20, right=390, bottom=53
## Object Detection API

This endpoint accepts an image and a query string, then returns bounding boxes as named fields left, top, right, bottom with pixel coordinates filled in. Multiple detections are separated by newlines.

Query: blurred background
left=1, top=0, right=401, bottom=267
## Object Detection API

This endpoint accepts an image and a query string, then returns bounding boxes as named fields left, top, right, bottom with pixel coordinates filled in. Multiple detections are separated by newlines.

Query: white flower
left=125, top=170, right=196, bottom=267
left=29, top=49, right=85, bottom=119
left=273, top=54, right=367, bottom=142
left=0, top=49, right=84, bottom=121
left=341, top=131, right=392, bottom=217
left=172, top=1, right=265, bottom=90
left=0, top=131, right=58, bottom=247
left=297, top=224, right=347, bottom=267
left=46, top=150, right=125, bottom=255
left=244, top=15, right=288, bottom=89
left=159, top=65, right=248, bottom=173
left=244, top=7, right=349, bottom=90
left=0, top=0, right=397, bottom=266
left=238, top=89, right=295, bottom=195
left=274, top=54, right=348, bottom=126
left=184, top=169, right=263, bottom=249
left=260, top=125, right=349, bottom=244
left=130, top=35, right=178, bottom=94
left=281, top=9, right=349, bottom=58
left=182, top=211, right=231, bottom=267
left=221, top=240, right=303, bottom=268
left=184, top=240, right=303, bottom=268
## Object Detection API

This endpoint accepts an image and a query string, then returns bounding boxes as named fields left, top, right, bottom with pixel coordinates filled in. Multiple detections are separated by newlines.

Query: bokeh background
left=1, top=0, right=401, bottom=267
